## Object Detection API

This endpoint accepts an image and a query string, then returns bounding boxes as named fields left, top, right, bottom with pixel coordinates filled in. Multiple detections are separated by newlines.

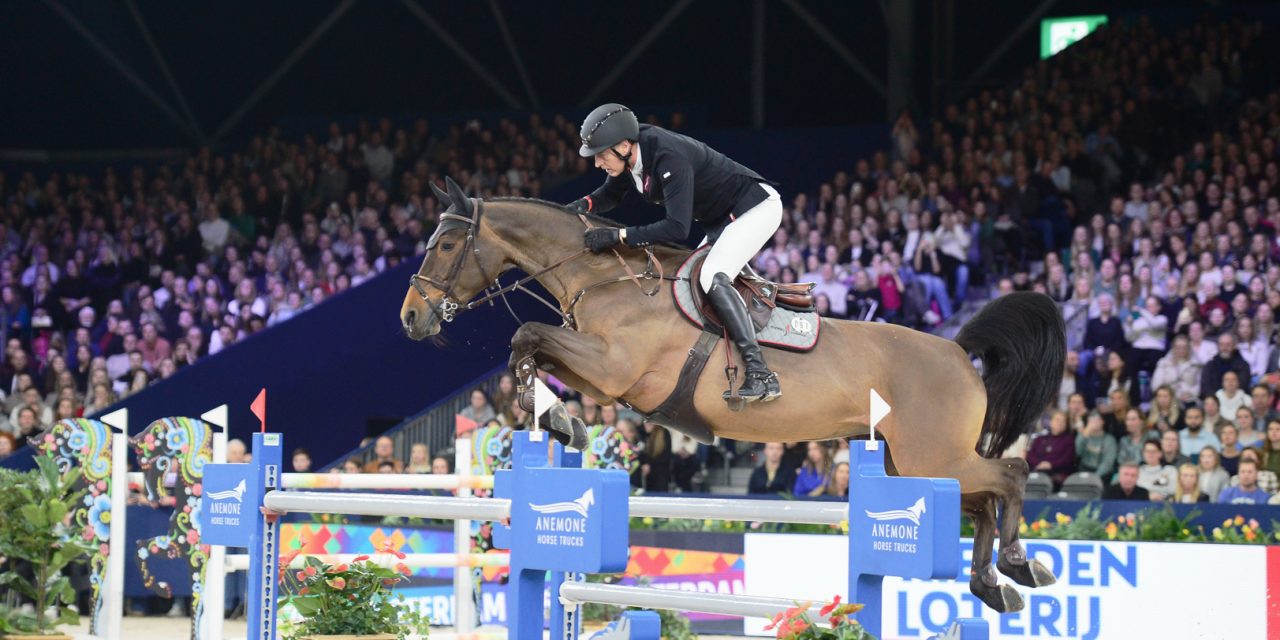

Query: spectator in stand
left=640, top=422, right=673, bottom=492
left=1198, top=447, right=1231, bottom=500
left=1234, top=448, right=1278, bottom=494
left=1250, top=385, right=1279, bottom=431
left=1216, top=459, right=1270, bottom=504
left=1180, top=406, right=1221, bottom=457
left=793, top=441, right=833, bottom=497
left=407, top=443, right=431, bottom=473
left=1075, top=412, right=1117, bottom=482
left=1101, top=389, right=1131, bottom=438
left=1151, top=335, right=1202, bottom=405
left=362, top=436, right=404, bottom=473
left=1201, top=334, right=1252, bottom=400
left=1219, top=423, right=1244, bottom=476
left=1103, top=462, right=1150, bottom=501
left=0, top=431, right=14, bottom=460
left=459, top=389, right=496, bottom=427
left=341, top=458, right=362, bottom=473
left=1215, top=372, right=1250, bottom=423
left=1172, top=464, right=1210, bottom=503
left=1202, top=395, right=1228, bottom=434
left=670, top=430, right=700, bottom=492
left=288, top=448, right=312, bottom=473
left=1125, top=295, right=1168, bottom=375
left=1081, top=295, right=1126, bottom=375
left=1027, top=410, right=1076, bottom=488
left=1159, top=430, right=1188, bottom=467
left=825, top=461, right=850, bottom=497
left=1117, top=408, right=1156, bottom=467
left=1234, top=407, right=1265, bottom=449
left=1138, top=440, right=1177, bottom=501
left=226, top=439, right=248, bottom=464
left=748, top=442, right=796, bottom=495
left=1264, top=420, right=1280, bottom=479
left=1146, top=386, right=1183, bottom=433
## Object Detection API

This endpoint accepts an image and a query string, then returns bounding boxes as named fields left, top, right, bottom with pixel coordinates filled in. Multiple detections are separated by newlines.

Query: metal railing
left=324, top=364, right=507, bottom=470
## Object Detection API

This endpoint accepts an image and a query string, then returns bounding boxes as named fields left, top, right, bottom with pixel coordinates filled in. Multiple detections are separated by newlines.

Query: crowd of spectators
left=0, top=114, right=593, bottom=455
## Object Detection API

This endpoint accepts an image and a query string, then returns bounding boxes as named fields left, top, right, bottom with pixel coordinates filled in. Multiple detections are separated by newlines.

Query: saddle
left=687, top=250, right=816, bottom=333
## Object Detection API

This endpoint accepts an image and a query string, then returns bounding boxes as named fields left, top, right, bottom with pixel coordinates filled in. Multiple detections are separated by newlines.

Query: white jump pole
left=201, top=405, right=229, bottom=640
left=99, top=408, right=130, bottom=640
left=453, top=439, right=476, bottom=632
left=125, top=471, right=495, bottom=491
left=224, top=553, right=509, bottom=572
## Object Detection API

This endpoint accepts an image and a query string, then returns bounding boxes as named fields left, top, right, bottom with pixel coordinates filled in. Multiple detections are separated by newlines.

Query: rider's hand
left=584, top=228, right=621, bottom=252
left=568, top=198, right=591, bottom=214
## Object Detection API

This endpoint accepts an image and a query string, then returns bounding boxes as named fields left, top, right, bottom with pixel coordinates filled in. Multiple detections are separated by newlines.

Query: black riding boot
left=707, top=273, right=781, bottom=402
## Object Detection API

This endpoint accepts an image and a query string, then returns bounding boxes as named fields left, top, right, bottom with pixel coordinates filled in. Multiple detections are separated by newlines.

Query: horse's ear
left=430, top=182, right=451, bottom=209
left=445, top=176, right=472, bottom=215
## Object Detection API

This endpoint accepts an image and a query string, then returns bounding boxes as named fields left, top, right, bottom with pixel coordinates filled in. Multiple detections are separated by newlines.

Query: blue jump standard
left=201, top=431, right=988, bottom=640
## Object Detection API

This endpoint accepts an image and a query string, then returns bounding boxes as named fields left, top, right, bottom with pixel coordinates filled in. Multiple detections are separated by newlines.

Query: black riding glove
left=584, top=228, right=621, bottom=252
left=568, top=198, right=591, bottom=213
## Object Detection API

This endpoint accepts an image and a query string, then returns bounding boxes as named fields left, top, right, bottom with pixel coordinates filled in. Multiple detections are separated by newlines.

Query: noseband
left=408, top=198, right=491, bottom=323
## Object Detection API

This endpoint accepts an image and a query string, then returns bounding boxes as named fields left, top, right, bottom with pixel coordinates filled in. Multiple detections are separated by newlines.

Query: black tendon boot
left=707, top=273, right=781, bottom=402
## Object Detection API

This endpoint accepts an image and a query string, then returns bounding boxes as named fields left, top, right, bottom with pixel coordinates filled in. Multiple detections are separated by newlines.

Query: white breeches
left=699, top=183, right=782, bottom=292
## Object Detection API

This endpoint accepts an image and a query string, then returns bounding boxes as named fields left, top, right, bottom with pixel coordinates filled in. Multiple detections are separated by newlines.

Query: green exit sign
left=1041, top=15, right=1108, bottom=58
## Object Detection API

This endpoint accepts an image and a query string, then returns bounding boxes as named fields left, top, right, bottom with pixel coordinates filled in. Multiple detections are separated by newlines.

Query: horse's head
left=401, top=177, right=506, bottom=339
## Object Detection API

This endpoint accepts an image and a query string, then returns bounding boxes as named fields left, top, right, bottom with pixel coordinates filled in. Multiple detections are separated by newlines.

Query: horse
left=400, top=178, right=1065, bottom=613
left=131, top=416, right=213, bottom=640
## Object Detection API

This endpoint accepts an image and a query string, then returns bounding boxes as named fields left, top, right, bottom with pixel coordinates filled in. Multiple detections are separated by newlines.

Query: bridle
left=409, top=198, right=672, bottom=329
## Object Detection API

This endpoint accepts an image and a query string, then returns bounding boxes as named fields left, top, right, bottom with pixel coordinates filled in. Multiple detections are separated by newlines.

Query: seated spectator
left=1138, top=440, right=1177, bottom=501
left=1215, top=371, right=1249, bottom=422
left=640, top=422, right=673, bottom=492
left=1027, top=410, right=1076, bottom=488
left=1075, top=412, right=1117, bottom=481
left=362, top=436, right=404, bottom=473
left=1172, top=464, right=1210, bottom=503
left=1231, top=448, right=1278, bottom=495
left=459, top=388, right=496, bottom=426
left=1199, top=395, right=1227, bottom=434
left=407, top=443, right=431, bottom=473
left=1249, top=385, right=1279, bottom=430
left=341, top=458, right=362, bottom=473
left=1100, top=389, right=1131, bottom=438
left=1117, top=408, right=1157, bottom=467
left=793, top=441, right=833, bottom=497
left=9, top=387, right=52, bottom=428
left=430, top=455, right=451, bottom=474
left=1216, top=459, right=1270, bottom=504
left=377, top=460, right=396, bottom=474
left=1264, top=420, right=1280, bottom=479
left=1124, top=295, right=1168, bottom=375
left=1201, top=333, right=1251, bottom=400
left=1145, top=386, right=1184, bottom=433
left=1084, top=350, right=1140, bottom=416
left=0, top=431, right=15, bottom=459
left=1065, top=391, right=1088, bottom=432
left=1159, top=430, right=1189, bottom=467
left=1219, top=423, right=1244, bottom=476
left=1179, top=406, right=1221, bottom=458
left=291, top=447, right=312, bottom=472
left=1082, top=295, right=1127, bottom=375
left=781, top=442, right=808, bottom=471
left=1102, top=462, right=1150, bottom=501
left=226, top=438, right=248, bottom=463
left=1151, top=335, right=1201, bottom=405
left=748, top=442, right=797, bottom=495
left=825, top=461, right=850, bottom=497
left=1234, top=407, right=1265, bottom=448
left=670, top=430, right=700, bottom=492
left=1197, top=447, right=1231, bottom=500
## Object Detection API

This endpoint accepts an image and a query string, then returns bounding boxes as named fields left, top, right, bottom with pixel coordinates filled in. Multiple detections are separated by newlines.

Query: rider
left=569, top=103, right=782, bottom=403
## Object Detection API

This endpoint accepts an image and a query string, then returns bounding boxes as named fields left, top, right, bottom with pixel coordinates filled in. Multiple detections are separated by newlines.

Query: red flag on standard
left=251, top=388, right=267, bottom=432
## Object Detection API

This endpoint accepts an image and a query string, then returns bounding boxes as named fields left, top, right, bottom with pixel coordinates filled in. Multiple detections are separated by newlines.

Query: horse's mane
left=489, top=196, right=689, bottom=253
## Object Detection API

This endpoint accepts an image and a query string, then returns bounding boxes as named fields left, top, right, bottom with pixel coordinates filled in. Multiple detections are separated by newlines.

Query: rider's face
left=594, top=141, right=632, bottom=176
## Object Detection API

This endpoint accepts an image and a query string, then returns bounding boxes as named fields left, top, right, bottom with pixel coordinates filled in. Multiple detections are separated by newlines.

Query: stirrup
left=722, top=370, right=781, bottom=404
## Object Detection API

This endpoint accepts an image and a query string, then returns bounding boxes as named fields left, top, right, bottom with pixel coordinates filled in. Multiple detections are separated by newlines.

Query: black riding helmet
left=578, top=103, right=639, bottom=158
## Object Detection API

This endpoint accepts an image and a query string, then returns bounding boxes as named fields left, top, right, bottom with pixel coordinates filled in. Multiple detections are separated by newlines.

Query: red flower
left=329, top=563, right=349, bottom=573
left=299, top=587, right=310, bottom=595
left=353, top=555, right=370, bottom=562
left=764, top=611, right=786, bottom=631
left=819, top=595, right=842, bottom=617
left=304, top=566, right=318, bottom=577
left=295, top=571, right=307, bottom=581
left=325, top=576, right=346, bottom=590
left=395, top=562, right=411, bottom=575
left=381, top=541, right=407, bottom=559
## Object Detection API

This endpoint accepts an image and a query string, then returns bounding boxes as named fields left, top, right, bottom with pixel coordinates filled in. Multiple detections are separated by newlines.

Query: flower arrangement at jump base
left=276, top=542, right=431, bottom=640
left=1013, top=504, right=1280, bottom=544
left=764, top=597, right=874, bottom=640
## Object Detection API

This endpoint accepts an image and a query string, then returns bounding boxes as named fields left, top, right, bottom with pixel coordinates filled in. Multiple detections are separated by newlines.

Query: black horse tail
left=955, top=292, right=1065, bottom=458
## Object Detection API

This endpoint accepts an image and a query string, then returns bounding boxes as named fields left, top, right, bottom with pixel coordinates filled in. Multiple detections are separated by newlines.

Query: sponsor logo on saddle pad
left=789, top=317, right=813, bottom=334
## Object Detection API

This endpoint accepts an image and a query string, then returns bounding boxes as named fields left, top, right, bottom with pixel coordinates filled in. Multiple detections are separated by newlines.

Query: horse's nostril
left=405, top=309, right=417, bottom=327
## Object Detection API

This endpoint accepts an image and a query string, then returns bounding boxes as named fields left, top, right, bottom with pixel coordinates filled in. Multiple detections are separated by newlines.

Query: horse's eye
left=441, top=242, right=456, bottom=251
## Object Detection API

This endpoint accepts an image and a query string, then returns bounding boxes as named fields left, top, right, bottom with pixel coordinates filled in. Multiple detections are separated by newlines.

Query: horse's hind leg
left=993, top=457, right=1057, bottom=588
left=963, top=493, right=1023, bottom=613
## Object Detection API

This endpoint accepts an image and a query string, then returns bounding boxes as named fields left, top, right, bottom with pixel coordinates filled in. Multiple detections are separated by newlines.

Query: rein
left=409, top=199, right=676, bottom=330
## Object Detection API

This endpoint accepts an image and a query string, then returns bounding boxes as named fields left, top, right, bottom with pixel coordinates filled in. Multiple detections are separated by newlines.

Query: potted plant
left=765, top=597, right=874, bottom=640
left=0, top=457, right=94, bottom=638
left=277, top=544, right=430, bottom=640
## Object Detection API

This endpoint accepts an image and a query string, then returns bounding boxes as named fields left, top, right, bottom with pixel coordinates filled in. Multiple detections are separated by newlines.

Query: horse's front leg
left=510, top=323, right=626, bottom=447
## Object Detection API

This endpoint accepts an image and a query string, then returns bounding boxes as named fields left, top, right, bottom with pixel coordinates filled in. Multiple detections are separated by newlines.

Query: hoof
left=541, top=404, right=589, bottom=450
left=998, top=556, right=1057, bottom=588
left=970, top=578, right=1024, bottom=613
